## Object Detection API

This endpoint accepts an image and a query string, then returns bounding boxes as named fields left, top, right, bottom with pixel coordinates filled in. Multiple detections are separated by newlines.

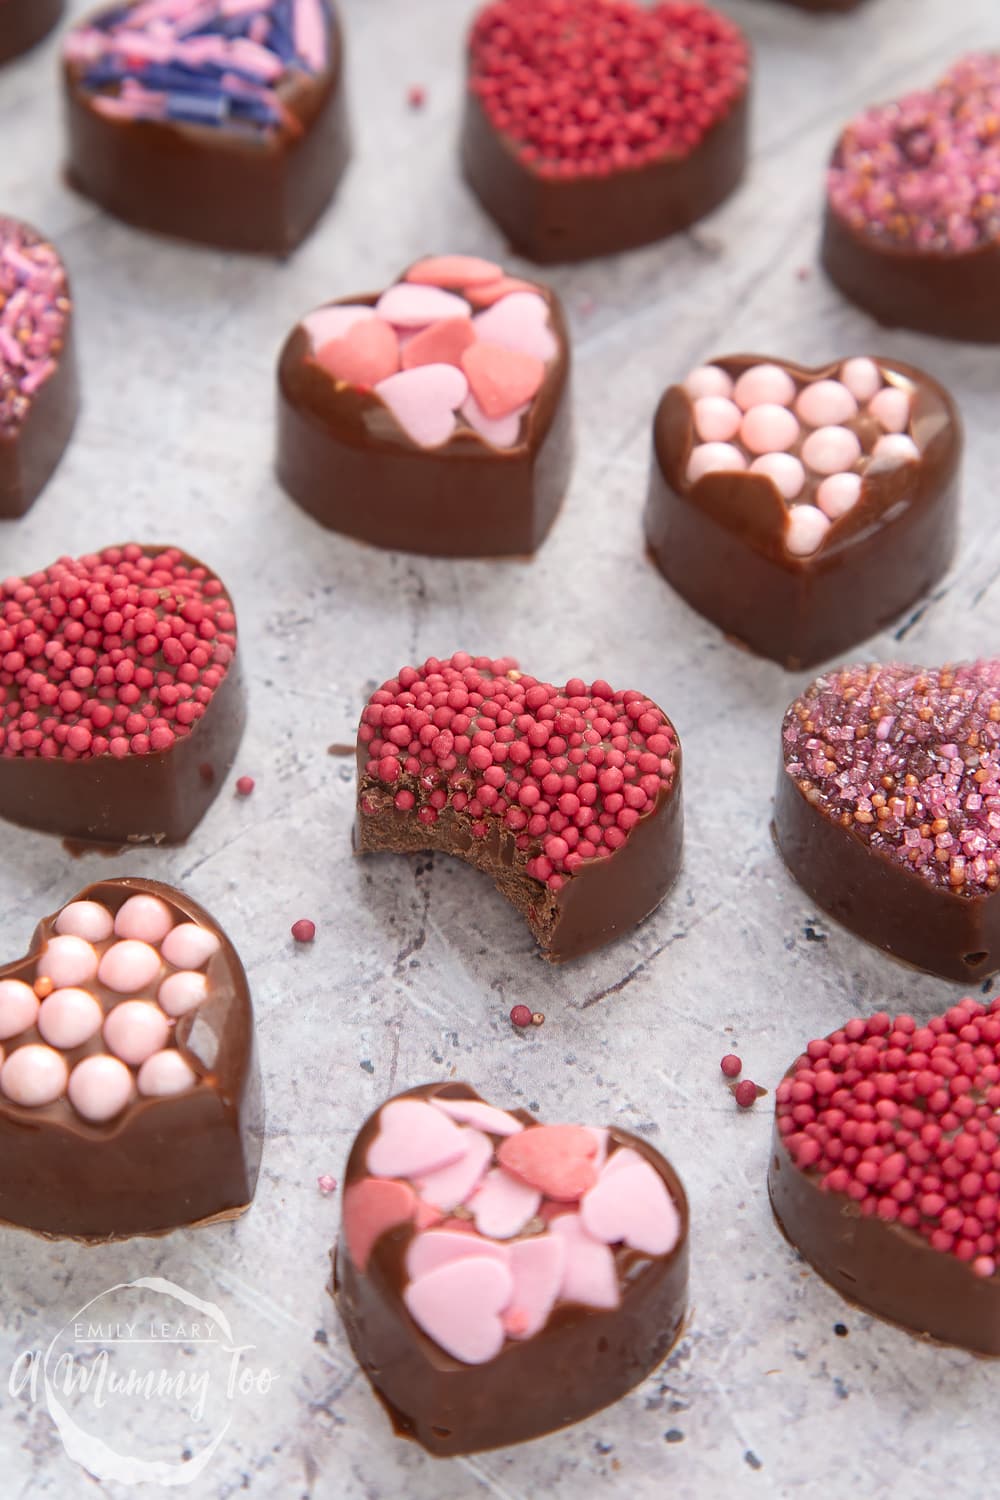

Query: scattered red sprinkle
left=721, top=1054, right=742, bottom=1078
left=236, top=775, right=255, bottom=796
left=317, top=1174, right=338, bottom=1195
left=778, top=996, right=1000, bottom=1274
left=468, top=0, right=749, bottom=180
left=407, top=84, right=426, bottom=109
left=735, top=1080, right=758, bottom=1109
left=511, top=1004, right=533, bottom=1028
left=0, top=546, right=236, bottom=762
left=292, top=919, right=316, bottom=943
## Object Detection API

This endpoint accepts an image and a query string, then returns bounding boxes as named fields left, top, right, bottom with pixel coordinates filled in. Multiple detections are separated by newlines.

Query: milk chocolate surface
left=0, top=0, right=63, bottom=65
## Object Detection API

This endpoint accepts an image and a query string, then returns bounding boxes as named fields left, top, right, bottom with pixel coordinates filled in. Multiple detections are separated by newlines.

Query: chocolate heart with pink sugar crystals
left=0, top=215, right=78, bottom=519
left=770, top=995, right=1000, bottom=1355
left=0, top=877, right=261, bottom=1241
left=333, top=1083, right=689, bottom=1456
left=646, top=354, right=961, bottom=670
left=356, top=652, right=683, bottom=962
left=0, top=543, right=245, bottom=844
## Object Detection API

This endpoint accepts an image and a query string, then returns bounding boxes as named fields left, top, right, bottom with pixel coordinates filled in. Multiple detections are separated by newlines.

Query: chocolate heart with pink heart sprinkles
left=333, top=1082, right=688, bottom=1455
left=0, top=544, right=245, bottom=845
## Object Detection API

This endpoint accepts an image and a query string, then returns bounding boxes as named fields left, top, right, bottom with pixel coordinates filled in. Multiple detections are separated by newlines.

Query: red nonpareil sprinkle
left=292, top=919, right=316, bottom=943
left=778, top=997, right=1000, bottom=1274
left=468, top=0, right=749, bottom=181
left=358, top=654, right=679, bottom=894
left=510, top=1004, right=533, bottom=1028
left=407, top=84, right=426, bottom=109
left=317, top=1174, right=338, bottom=1195
left=734, top=1080, right=758, bottom=1109
left=236, top=775, right=255, bottom=796
left=0, top=546, right=236, bottom=762
left=721, top=1054, right=742, bottom=1078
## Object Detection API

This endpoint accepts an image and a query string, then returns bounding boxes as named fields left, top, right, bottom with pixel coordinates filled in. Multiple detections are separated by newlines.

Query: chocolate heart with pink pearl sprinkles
left=0, top=544, right=245, bottom=844
left=770, top=996, right=1000, bottom=1354
left=276, top=257, right=572, bottom=557
left=333, top=1082, right=688, bottom=1455
left=646, top=354, right=961, bottom=669
left=0, top=878, right=261, bottom=1240
left=356, top=653, right=683, bottom=962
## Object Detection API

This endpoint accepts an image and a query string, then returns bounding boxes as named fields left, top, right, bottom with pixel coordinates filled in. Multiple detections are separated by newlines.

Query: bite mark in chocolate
left=355, top=652, right=683, bottom=963
left=645, top=355, right=961, bottom=670
left=333, top=1082, right=689, bottom=1454
left=0, top=878, right=262, bottom=1240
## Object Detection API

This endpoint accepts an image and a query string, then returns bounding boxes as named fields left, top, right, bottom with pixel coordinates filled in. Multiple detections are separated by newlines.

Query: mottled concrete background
left=1, top=1, right=998, bottom=1496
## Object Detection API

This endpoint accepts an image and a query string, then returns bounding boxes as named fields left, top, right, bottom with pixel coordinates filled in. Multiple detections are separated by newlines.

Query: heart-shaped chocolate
left=645, top=355, right=961, bottom=670
left=0, top=878, right=262, bottom=1240
left=0, top=0, right=63, bottom=65
left=0, top=543, right=245, bottom=845
left=62, top=0, right=350, bottom=254
left=332, top=1082, right=688, bottom=1455
left=0, top=216, right=78, bottom=519
left=822, top=54, right=1000, bottom=341
left=276, top=256, right=573, bottom=557
left=769, top=996, right=1000, bottom=1354
left=461, top=0, right=750, bottom=263
left=355, top=652, right=683, bottom=963
left=775, top=659, right=1000, bottom=981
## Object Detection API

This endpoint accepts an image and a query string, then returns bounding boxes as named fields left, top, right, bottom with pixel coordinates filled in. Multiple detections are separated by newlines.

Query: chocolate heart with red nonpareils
left=0, top=215, right=78, bottom=519
left=0, top=877, right=261, bottom=1241
left=276, top=257, right=573, bottom=558
left=356, top=652, right=683, bottom=963
left=770, top=995, right=1000, bottom=1355
left=646, top=354, right=962, bottom=670
left=776, top=659, right=1000, bottom=981
left=332, top=1082, right=689, bottom=1456
left=461, top=0, right=750, bottom=262
left=0, top=543, right=245, bottom=845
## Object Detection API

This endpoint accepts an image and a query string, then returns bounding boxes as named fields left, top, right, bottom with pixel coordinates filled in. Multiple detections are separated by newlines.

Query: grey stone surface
left=0, top=0, right=998, bottom=1495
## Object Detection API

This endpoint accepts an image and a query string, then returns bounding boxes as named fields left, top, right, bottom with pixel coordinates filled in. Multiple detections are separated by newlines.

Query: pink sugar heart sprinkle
left=461, top=342, right=545, bottom=420
left=367, top=1096, right=467, bottom=1180
left=342, top=1177, right=417, bottom=1271
left=374, top=364, right=469, bottom=448
left=497, top=1123, right=600, bottom=1201
left=580, top=1157, right=681, bottom=1255
left=405, top=255, right=503, bottom=288
left=472, top=292, right=558, bottom=362
left=314, top=317, right=400, bottom=390
left=403, top=1256, right=513, bottom=1365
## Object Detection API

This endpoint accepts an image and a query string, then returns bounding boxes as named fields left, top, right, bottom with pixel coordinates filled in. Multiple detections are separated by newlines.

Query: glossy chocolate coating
left=645, top=355, right=961, bottom=671
left=276, top=283, right=573, bottom=558
left=356, top=758, right=683, bottom=964
left=0, top=546, right=246, bottom=846
left=62, top=3, right=350, bottom=255
left=822, top=207, right=1000, bottom=344
left=460, top=84, right=748, bottom=265
left=769, top=1092, right=1000, bottom=1354
left=333, top=1081, right=689, bottom=1455
left=0, top=878, right=263, bottom=1241
left=0, top=318, right=79, bottom=519
left=773, top=758, right=1000, bottom=982
left=0, top=0, right=63, bottom=65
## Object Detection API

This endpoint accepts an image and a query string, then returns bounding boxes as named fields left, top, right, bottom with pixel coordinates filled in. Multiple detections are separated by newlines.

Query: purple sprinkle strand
left=783, top=660, right=1000, bottom=896
left=0, top=220, right=69, bottom=435
left=828, top=53, right=1000, bottom=254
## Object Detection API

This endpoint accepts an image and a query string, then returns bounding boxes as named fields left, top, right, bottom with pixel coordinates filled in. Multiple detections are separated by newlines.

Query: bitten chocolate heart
left=0, top=0, right=63, bottom=65
left=332, top=1082, right=689, bottom=1455
left=62, top=0, right=350, bottom=254
left=0, top=216, right=78, bottom=519
left=645, top=355, right=961, bottom=670
left=776, top=659, right=1000, bottom=980
left=769, top=997, right=1000, bottom=1355
left=0, top=877, right=262, bottom=1240
left=276, top=256, right=573, bottom=557
left=0, top=544, right=245, bottom=845
left=822, top=55, right=1000, bottom=342
left=461, top=0, right=750, bottom=263
left=355, top=652, right=683, bottom=962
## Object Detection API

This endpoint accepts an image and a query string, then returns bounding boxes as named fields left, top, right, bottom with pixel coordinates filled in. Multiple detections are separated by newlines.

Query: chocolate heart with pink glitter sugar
left=0, top=543, right=245, bottom=845
left=0, top=215, right=78, bottom=519
left=0, top=878, right=261, bottom=1240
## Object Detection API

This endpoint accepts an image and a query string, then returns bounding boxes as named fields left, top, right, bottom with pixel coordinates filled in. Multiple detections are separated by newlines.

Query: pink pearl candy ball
left=98, top=940, right=162, bottom=994
left=137, top=1050, right=197, bottom=1098
left=103, top=1001, right=172, bottom=1066
left=37, top=934, right=99, bottom=989
left=686, top=442, right=746, bottom=484
left=37, top=988, right=103, bottom=1050
left=785, top=505, right=831, bottom=557
left=161, top=924, right=220, bottom=970
left=68, top=1055, right=135, bottom=1123
left=869, top=386, right=911, bottom=434
left=840, top=357, right=882, bottom=403
left=873, top=433, right=920, bottom=465
left=158, top=971, right=208, bottom=1018
left=114, top=894, right=174, bottom=945
left=740, top=403, right=799, bottom=455
left=0, top=978, right=40, bottom=1040
left=801, top=425, right=862, bottom=476
left=795, top=380, right=858, bottom=428
left=55, top=901, right=114, bottom=943
left=683, top=364, right=733, bottom=400
left=693, top=395, right=741, bottom=442
left=817, top=472, right=863, bottom=520
left=749, top=453, right=805, bottom=500
left=1, top=1044, right=69, bottom=1106
left=733, top=364, right=796, bottom=411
